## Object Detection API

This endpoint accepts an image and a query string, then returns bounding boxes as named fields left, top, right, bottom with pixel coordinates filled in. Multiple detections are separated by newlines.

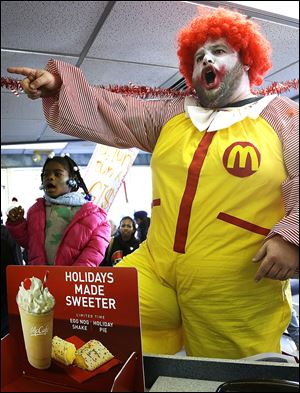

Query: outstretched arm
left=8, top=60, right=185, bottom=152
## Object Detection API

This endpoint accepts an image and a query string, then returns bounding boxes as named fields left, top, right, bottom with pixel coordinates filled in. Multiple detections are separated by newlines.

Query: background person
left=102, top=216, right=139, bottom=266
left=1, top=214, right=23, bottom=337
left=134, top=210, right=150, bottom=243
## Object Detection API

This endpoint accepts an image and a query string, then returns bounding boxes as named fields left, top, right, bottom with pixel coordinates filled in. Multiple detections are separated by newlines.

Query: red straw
left=43, top=270, right=49, bottom=287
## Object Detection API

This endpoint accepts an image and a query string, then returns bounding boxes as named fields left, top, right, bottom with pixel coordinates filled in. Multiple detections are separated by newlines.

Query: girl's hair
left=41, top=155, right=92, bottom=200
left=177, top=7, right=272, bottom=87
left=119, top=216, right=136, bottom=234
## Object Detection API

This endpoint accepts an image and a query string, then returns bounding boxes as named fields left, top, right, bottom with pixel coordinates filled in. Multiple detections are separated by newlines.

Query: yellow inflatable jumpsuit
left=44, top=60, right=298, bottom=359
left=118, top=109, right=292, bottom=358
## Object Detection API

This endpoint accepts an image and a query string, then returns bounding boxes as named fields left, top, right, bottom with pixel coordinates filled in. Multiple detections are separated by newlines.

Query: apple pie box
left=2, top=265, right=145, bottom=392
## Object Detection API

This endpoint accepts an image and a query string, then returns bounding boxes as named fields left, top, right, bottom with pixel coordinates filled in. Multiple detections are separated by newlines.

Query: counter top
left=143, top=353, right=299, bottom=391
left=149, top=376, right=221, bottom=392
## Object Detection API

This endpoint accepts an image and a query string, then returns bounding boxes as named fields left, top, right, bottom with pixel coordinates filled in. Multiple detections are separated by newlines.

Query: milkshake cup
left=18, top=305, right=54, bottom=369
left=16, top=276, right=55, bottom=370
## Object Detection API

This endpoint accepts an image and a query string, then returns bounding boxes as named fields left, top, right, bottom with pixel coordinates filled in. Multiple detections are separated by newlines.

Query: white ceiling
left=1, top=1, right=299, bottom=166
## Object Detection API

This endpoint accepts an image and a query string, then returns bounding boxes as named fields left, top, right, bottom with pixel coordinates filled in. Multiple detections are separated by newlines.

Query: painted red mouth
left=200, top=65, right=223, bottom=90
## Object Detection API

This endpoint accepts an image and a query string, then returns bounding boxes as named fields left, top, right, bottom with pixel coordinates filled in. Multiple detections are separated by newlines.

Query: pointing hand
left=7, top=66, right=62, bottom=99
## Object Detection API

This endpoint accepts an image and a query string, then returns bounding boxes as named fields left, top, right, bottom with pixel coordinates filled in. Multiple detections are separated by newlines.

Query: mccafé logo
left=30, top=325, right=49, bottom=336
left=223, top=142, right=261, bottom=177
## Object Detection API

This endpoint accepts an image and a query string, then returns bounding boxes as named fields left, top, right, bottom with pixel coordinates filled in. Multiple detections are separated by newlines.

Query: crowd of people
left=2, top=7, right=298, bottom=360
left=3, top=155, right=151, bottom=270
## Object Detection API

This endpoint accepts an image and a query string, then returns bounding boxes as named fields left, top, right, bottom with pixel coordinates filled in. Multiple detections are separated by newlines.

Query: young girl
left=6, top=155, right=110, bottom=267
left=102, top=216, right=139, bottom=266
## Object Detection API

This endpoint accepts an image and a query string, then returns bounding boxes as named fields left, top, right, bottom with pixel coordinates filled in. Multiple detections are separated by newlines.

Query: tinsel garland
left=1, top=76, right=299, bottom=98
left=1, top=77, right=23, bottom=96
left=252, top=79, right=299, bottom=96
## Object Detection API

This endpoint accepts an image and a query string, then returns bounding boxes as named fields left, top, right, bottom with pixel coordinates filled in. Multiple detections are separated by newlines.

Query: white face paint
left=192, top=38, right=251, bottom=108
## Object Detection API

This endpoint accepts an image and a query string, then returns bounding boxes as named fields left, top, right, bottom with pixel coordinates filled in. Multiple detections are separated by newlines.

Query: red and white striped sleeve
left=261, top=96, right=299, bottom=246
left=42, top=59, right=184, bottom=153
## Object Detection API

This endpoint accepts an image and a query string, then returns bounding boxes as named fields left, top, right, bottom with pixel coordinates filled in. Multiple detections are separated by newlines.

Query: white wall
left=107, top=166, right=152, bottom=227
left=1, top=166, right=152, bottom=225
left=1, top=167, right=43, bottom=219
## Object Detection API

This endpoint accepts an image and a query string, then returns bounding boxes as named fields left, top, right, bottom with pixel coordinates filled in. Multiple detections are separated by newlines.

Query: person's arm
left=253, top=97, right=299, bottom=281
left=5, top=206, right=29, bottom=249
left=8, top=60, right=185, bottom=152
left=73, top=208, right=110, bottom=267
left=73, top=219, right=111, bottom=268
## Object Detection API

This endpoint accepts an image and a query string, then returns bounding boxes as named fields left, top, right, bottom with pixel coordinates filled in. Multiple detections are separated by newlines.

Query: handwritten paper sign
left=84, top=145, right=138, bottom=210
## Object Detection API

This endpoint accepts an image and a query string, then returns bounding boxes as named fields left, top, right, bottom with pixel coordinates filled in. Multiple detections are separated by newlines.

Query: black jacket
left=101, top=233, right=140, bottom=266
left=1, top=225, right=23, bottom=337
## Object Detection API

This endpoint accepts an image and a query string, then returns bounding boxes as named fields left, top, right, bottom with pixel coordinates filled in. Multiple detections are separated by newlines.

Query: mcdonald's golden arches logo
left=223, top=142, right=261, bottom=177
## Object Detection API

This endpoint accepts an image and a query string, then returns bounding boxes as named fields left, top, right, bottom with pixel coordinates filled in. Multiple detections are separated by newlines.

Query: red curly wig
left=177, top=7, right=272, bottom=87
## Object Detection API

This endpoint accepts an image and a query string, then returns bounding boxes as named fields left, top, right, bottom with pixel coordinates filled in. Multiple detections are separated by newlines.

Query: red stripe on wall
left=151, top=199, right=161, bottom=208
left=173, top=132, right=216, bottom=253
left=217, top=212, right=270, bottom=236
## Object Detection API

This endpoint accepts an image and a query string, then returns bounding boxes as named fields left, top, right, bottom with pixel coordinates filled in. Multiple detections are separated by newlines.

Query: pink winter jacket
left=6, top=198, right=110, bottom=267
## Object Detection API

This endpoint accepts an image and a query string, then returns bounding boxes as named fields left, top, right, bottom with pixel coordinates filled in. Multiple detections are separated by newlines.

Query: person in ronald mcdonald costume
left=8, top=7, right=298, bottom=359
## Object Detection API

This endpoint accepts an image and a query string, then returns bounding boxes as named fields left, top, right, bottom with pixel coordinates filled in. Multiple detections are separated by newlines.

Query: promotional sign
left=3, top=266, right=144, bottom=392
left=84, top=144, right=138, bottom=210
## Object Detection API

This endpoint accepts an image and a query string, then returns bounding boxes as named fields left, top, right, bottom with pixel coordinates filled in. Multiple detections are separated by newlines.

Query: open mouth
left=202, top=65, right=217, bottom=85
left=198, top=64, right=223, bottom=90
left=45, top=183, right=56, bottom=191
left=205, top=70, right=216, bottom=84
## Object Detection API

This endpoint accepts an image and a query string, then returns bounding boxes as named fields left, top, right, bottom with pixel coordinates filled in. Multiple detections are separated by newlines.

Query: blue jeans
left=287, top=279, right=299, bottom=349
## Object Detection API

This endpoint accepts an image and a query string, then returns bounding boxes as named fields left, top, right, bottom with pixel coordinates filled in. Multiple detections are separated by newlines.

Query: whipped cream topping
left=17, top=276, right=55, bottom=313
